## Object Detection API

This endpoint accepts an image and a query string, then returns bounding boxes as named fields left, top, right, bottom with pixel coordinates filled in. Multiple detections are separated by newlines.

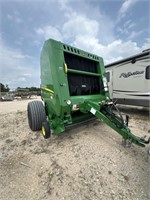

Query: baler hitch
left=79, top=100, right=150, bottom=147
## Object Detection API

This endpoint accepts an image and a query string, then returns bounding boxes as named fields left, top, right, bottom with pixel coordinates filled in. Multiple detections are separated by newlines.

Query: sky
left=0, top=0, right=150, bottom=89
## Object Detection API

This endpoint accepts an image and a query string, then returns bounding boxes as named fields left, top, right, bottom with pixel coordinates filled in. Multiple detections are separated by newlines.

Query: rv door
left=106, top=70, right=113, bottom=99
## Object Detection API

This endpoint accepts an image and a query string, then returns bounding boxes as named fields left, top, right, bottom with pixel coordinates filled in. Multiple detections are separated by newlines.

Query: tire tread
left=27, top=101, right=46, bottom=131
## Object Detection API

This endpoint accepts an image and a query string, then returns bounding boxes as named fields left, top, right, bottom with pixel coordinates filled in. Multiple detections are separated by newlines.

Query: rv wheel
left=42, top=121, right=51, bottom=139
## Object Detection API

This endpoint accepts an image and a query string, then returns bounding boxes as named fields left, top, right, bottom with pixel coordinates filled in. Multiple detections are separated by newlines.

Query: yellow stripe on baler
left=41, top=87, right=54, bottom=95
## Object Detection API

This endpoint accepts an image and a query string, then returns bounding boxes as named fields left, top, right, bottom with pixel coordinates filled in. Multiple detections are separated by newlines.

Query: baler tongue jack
left=80, top=100, right=149, bottom=147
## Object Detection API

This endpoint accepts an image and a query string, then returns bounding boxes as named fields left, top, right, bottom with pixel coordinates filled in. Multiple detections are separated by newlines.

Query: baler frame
left=27, top=38, right=149, bottom=149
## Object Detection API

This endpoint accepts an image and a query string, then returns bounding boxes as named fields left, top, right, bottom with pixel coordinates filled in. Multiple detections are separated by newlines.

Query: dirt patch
left=0, top=100, right=150, bottom=200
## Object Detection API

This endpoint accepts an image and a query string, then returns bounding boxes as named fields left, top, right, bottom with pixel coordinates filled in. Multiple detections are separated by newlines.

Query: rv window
left=145, top=65, right=150, bottom=79
left=106, top=72, right=110, bottom=82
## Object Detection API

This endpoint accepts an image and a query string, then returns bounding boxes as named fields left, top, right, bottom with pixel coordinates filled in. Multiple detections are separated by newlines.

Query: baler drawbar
left=27, top=39, right=149, bottom=148
left=79, top=100, right=149, bottom=147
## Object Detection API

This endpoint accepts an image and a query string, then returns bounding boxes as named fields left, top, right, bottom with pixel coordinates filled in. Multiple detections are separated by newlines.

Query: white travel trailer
left=105, top=49, right=150, bottom=107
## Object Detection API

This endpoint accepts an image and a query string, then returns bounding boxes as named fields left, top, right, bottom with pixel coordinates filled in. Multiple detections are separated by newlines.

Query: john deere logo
left=120, top=71, right=144, bottom=78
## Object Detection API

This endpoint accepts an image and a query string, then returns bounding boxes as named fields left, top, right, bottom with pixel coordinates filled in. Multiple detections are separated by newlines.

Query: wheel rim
left=42, top=126, right=46, bottom=136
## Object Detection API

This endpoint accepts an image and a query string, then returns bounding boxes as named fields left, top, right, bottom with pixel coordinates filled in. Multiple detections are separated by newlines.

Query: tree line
left=0, top=83, right=40, bottom=92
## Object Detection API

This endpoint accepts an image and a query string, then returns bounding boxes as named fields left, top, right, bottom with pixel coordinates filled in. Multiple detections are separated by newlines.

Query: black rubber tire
left=42, top=121, right=51, bottom=139
left=27, top=101, right=46, bottom=131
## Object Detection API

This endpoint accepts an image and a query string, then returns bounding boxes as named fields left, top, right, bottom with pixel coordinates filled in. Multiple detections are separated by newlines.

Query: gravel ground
left=0, top=99, right=150, bottom=200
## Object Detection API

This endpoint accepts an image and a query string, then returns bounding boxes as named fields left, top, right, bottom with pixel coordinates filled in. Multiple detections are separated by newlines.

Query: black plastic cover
left=64, top=52, right=98, bottom=73
left=64, top=52, right=100, bottom=96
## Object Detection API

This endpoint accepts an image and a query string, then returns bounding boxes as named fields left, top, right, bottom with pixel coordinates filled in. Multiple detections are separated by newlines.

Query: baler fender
left=79, top=101, right=150, bottom=147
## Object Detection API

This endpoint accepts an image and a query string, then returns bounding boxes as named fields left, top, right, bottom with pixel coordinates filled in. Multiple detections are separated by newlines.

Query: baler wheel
left=27, top=101, right=46, bottom=131
left=42, top=121, right=51, bottom=139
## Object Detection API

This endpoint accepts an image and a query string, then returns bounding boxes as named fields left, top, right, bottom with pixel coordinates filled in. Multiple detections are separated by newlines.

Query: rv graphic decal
left=119, top=71, right=144, bottom=78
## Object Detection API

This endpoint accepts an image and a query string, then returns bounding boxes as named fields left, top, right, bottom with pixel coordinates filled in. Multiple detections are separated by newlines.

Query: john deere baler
left=27, top=39, right=149, bottom=148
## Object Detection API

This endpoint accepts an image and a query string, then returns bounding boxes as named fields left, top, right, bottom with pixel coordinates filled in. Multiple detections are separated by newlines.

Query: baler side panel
left=40, top=40, right=73, bottom=133
left=40, top=41, right=62, bottom=118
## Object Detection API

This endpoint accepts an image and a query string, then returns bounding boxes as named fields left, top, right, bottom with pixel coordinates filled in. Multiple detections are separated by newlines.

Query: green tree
left=0, top=83, right=10, bottom=92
